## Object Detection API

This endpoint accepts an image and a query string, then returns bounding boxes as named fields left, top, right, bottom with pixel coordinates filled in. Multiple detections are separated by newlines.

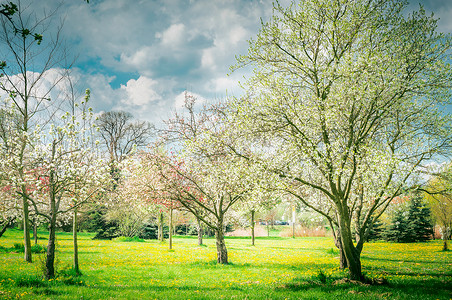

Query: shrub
left=175, top=224, right=198, bottom=236
left=31, top=244, right=46, bottom=253
left=13, top=243, right=24, bottom=252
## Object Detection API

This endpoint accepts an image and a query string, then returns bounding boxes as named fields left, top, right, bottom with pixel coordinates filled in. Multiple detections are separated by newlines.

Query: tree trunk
left=0, top=217, right=15, bottom=238
left=45, top=215, right=57, bottom=279
left=197, top=217, right=203, bottom=246
left=22, top=197, right=32, bottom=263
left=251, top=210, right=255, bottom=246
left=33, top=217, right=38, bottom=245
left=334, top=231, right=348, bottom=269
left=443, top=238, right=449, bottom=251
left=339, top=217, right=363, bottom=281
left=442, top=226, right=449, bottom=251
left=339, top=244, right=348, bottom=269
left=73, top=209, right=80, bottom=274
left=267, top=221, right=270, bottom=237
left=158, top=212, right=164, bottom=242
left=169, top=208, right=173, bottom=250
left=215, top=227, right=228, bottom=264
left=0, top=222, right=8, bottom=238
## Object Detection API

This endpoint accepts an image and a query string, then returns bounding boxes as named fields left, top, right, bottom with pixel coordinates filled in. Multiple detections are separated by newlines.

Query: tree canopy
left=231, top=0, right=452, bottom=280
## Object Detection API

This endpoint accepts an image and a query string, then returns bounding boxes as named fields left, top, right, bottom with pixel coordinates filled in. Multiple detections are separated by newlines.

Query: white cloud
left=157, top=23, right=186, bottom=47
left=13, top=0, right=450, bottom=130
left=0, top=68, right=76, bottom=111
left=120, top=76, right=162, bottom=106
left=119, top=47, right=153, bottom=72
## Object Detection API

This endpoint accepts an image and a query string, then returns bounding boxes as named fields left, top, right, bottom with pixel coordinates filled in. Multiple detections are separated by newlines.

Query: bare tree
left=96, top=111, right=154, bottom=164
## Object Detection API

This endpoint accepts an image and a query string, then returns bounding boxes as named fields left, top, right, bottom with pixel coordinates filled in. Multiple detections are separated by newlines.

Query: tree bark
left=339, top=243, right=348, bottom=269
left=45, top=214, right=57, bottom=279
left=215, top=227, right=228, bottom=264
left=443, top=238, right=449, bottom=251
left=158, top=212, right=164, bottom=242
left=0, top=217, right=15, bottom=238
left=46, top=160, right=58, bottom=280
left=197, top=217, right=203, bottom=246
left=267, top=221, right=270, bottom=237
left=33, top=217, right=38, bottom=245
left=442, top=226, right=449, bottom=251
left=251, top=210, right=255, bottom=246
left=334, top=230, right=348, bottom=269
left=0, top=222, right=8, bottom=238
left=22, top=197, right=32, bottom=263
left=169, top=208, right=173, bottom=250
left=73, top=209, right=80, bottom=274
left=339, top=216, right=363, bottom=281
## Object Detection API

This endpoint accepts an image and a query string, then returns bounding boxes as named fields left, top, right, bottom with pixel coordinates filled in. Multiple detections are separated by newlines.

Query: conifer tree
left=385, top=208, right=408, bottom=243
left=385, top=195, right=433, bottom=243
left=406, top=195, right=433, bottom=242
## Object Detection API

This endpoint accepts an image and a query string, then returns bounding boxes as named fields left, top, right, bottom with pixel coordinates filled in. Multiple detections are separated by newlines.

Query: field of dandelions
left=0, top=229, right=451, bottom=299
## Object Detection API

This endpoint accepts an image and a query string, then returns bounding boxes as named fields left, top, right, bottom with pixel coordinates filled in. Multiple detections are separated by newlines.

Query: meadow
left=0, top=228, right=451, bottom=299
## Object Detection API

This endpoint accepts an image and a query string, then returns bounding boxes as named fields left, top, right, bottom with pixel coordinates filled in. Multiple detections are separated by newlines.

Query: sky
left=2, top=0, right=452, bottom=125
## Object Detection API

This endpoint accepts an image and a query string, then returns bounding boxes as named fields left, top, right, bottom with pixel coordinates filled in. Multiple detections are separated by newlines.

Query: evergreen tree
left=385, top=195, right=433, bottom=243
left=366, top=218, right=385, bottom=241
left=406, top=195, right=434, bottom=242
left=385, top=208, right=409, bottom=242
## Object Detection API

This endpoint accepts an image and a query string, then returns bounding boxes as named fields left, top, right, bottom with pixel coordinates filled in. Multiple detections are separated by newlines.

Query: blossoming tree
left=0, top=0, right=73, bottom=262
left=144, top=93, right=264, bottom=264
left=231, top=0, right=452, bottom=280
left=424, top=165, right=452, bottom=251
left=15, top=92, right=110, bottom=279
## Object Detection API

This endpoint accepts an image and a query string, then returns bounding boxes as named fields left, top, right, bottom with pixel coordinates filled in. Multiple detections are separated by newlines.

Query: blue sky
left=3, top=0, right=452, bottom=125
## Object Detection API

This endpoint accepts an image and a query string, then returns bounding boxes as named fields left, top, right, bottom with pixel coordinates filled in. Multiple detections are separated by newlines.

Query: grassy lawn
left=0, top=228, right=451, bottom=299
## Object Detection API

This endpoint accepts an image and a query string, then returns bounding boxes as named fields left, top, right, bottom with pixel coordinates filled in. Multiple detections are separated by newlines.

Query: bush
left=78, top=205, right=119, bottom=239
left=0, top=243, right=45, bottom=253
left=13, top=243, right=24, bottom=251
left=31, top=244, right=46, bottom=253
left=175, top=224, right=198, bottom=236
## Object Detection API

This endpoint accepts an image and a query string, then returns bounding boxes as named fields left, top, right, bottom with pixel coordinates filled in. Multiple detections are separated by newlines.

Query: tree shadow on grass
left=361, top=255, right=441, bottom=265
left=277, top=275, right=452, bottom=299
left=87, top=283, right=244, bottom=293
left=187, top=260, right=335, bottom=271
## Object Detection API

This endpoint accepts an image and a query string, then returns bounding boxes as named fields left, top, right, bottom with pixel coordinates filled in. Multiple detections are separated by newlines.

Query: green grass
left=113, top=236, right=146, bottom=243
left=0, top=228, right=451, bottom=299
